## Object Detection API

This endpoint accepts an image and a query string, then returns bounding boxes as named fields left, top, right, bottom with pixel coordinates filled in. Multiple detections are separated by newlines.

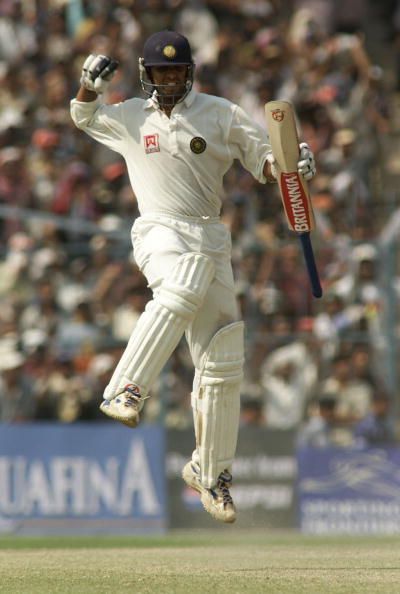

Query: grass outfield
left=0, top=531, right=400, bottom=593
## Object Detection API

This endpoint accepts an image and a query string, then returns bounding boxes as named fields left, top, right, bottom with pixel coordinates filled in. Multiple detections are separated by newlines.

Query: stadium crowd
left=0, top=0, right=399, bottom=447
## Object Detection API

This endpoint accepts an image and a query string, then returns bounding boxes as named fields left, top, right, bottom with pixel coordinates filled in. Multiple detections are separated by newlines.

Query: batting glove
left=80, top=54, right=119, bottom=94
left=297, top=142, right=316, bottom=181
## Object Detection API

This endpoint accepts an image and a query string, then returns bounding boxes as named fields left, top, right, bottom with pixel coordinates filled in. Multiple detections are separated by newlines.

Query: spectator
left=298, top=394, right=339, bottom=448
left=111, top=283, right=151, bottom=342
left=0, top=341, right=33, bottom=422
left=313, top=291, right=362, bottom=362
left=353, top=389, right=397, bottom=447
left=240, top=396, right=265, bottom=427
left=260, top=330, right=318, bottom=429
left=55, top=300, right=102, bottom=358
left=321, top=352, right=374, bottom=424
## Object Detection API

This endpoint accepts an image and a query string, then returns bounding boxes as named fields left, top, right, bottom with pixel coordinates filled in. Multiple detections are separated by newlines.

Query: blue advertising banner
left=0, top=423, right=166, bottom=535
left=298, top=446, right=400, bottom=534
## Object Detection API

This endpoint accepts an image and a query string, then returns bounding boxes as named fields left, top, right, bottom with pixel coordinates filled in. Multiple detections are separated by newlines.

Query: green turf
left=0, top=531, right=399, bottom=593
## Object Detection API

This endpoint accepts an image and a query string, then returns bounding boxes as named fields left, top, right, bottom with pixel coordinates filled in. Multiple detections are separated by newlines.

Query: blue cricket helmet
left=142, top=30, right=193, bottom=67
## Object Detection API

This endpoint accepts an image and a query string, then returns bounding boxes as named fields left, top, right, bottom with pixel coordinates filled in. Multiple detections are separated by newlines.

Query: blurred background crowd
left=1, top=0, right=400, bottom=449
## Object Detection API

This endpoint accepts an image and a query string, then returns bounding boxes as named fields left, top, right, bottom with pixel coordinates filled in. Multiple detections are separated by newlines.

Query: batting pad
left=103, top=252, right=215, bottom=400
left=191, top=321, right=244, bottom=489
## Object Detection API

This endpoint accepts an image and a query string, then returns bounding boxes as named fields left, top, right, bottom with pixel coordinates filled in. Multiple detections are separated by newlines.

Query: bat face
left=279, top=171, right=313, bottom=233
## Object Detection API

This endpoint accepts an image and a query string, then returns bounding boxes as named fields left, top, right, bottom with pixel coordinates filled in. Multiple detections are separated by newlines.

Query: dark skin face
left=149, top=65, right=188, bottom=115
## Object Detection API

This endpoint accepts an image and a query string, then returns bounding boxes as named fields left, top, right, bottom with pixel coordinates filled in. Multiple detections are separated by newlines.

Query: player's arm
left=71, top=55, right=127, bottom=152
left=263, top=156, right=277, bottom=183
left=228, top=104, right=316, bottom=184
left=76, top=87, right=98, bottom=102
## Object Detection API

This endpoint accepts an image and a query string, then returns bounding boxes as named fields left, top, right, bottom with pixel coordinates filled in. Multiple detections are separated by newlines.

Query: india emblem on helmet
left=163, top=45, right=177, bottom=59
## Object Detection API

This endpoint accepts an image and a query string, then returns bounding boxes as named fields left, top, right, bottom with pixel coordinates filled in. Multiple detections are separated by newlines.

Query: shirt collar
left=143, top=93, right=157, bottom=110
left=182, top=89, right=197, bottom=108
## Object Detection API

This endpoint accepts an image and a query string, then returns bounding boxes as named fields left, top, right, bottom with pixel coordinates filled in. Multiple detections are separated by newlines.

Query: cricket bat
left=265, top=100, right=323, bottom=298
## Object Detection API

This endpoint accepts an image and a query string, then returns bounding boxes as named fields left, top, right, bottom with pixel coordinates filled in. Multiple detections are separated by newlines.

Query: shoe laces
left=216, top=471, right=233, bottom=506
left=123, top=384, right=142, bottom=408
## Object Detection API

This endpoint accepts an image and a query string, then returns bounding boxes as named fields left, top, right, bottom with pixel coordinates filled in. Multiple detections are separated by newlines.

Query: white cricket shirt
left=70, top=90, right=271, bottom=218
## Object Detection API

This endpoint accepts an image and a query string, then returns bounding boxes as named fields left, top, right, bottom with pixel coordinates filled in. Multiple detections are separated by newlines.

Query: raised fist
left=80, top=54, right=119, bottom=94
left=297, top=142, right=316, bottom=181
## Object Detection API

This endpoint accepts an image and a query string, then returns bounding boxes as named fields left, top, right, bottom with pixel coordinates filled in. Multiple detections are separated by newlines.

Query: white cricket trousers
left=131, top=212, right=240, bottom=368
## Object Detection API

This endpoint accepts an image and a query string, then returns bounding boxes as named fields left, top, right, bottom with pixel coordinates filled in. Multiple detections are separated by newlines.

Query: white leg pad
left=191, top=321, right=244, bottom=489
left=103, top=252, right=215, bottom=400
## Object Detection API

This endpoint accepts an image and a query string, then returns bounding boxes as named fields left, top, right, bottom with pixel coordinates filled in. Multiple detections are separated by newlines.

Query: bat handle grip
left=299, top=233, right=323, bottom=298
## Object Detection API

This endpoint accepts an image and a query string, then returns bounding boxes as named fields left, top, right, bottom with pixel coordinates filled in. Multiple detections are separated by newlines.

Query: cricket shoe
left=182, top=461, right=237, bottom=523
left=100, top=384, right=144, bottom=428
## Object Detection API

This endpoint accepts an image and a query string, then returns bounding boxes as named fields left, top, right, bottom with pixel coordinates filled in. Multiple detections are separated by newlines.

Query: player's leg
left=182, top=277, right=244, bottom=523
left=100, top=250, right=215, bottom=427
left=183, top=321, right=244, bottom=523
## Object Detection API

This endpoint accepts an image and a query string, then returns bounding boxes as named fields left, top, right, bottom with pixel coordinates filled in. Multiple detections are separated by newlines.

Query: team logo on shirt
left=190, top=137, right=207, bottom=154
left=144, top=133, right=160, bottom=154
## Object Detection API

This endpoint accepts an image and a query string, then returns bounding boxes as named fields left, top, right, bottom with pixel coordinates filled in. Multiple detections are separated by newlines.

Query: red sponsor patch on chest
left=144, top=133, right=160, bottom=154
